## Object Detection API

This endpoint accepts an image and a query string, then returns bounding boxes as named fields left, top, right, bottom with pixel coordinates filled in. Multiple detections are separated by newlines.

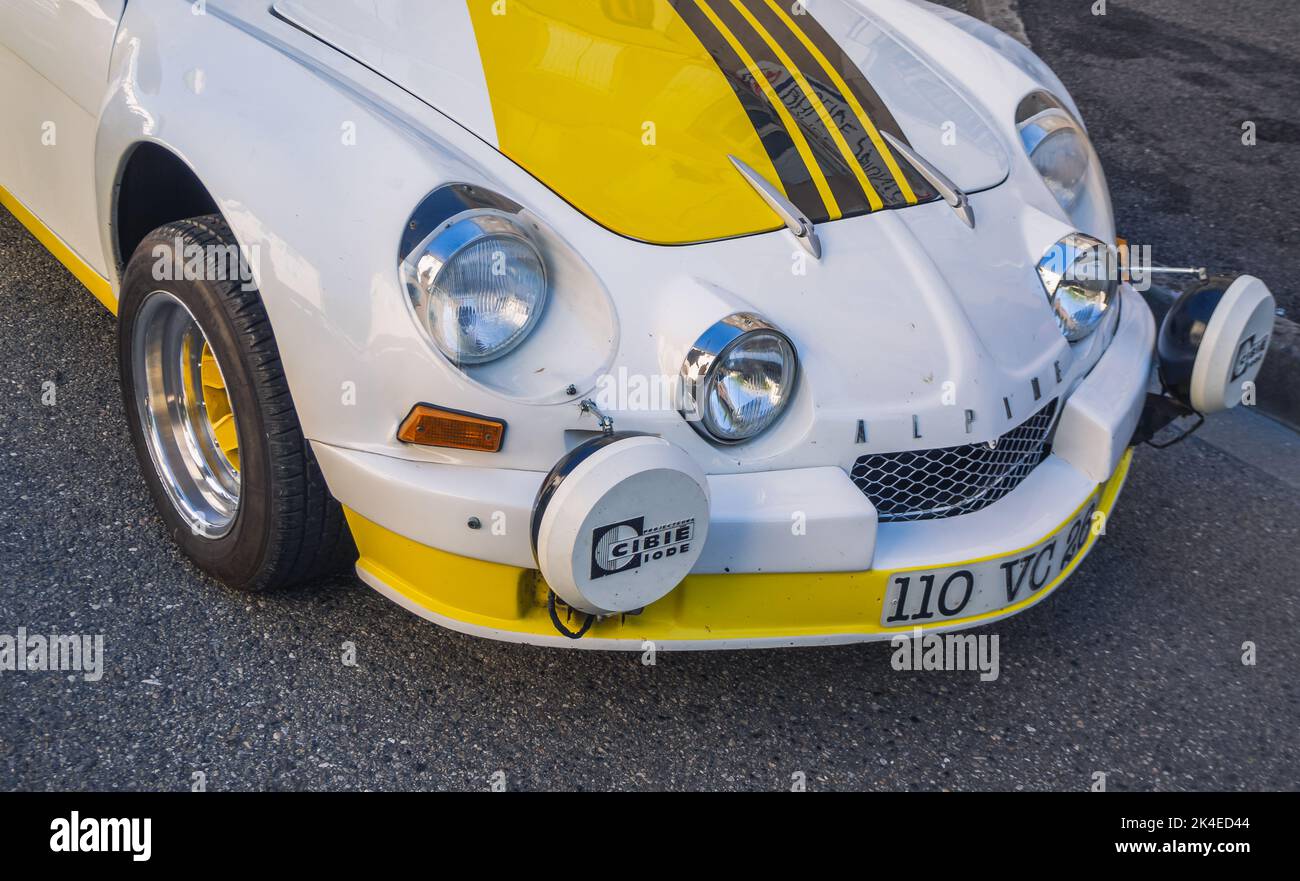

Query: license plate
left=881, top=491, right=1102, bottom=627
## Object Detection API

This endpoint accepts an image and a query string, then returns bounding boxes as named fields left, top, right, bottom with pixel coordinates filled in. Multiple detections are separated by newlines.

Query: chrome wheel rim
left=132, top=291, right=242, bottom=538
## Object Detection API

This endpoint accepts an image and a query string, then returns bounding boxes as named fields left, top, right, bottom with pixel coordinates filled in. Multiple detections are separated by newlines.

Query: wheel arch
left=111, top=140, right=221, bottom=273
left=92, top=0, right=556, bottom=463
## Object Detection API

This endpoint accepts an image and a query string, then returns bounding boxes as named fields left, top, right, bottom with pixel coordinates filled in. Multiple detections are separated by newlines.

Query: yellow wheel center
left=199, top=341, right=240, bottom=473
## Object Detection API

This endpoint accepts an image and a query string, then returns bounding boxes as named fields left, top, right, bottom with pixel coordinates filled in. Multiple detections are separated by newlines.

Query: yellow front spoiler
left=347, top=450, right=1133, bottom=648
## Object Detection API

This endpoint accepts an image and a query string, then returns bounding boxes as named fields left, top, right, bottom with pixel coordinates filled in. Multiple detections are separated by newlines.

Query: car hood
left=275, top=0, right=1009, bottom=245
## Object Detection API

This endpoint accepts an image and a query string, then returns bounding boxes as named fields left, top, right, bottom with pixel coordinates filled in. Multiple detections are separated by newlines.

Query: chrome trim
left=1017, top=108, right=1077, bottom=157
left=1037, top=233, right=1119, bottom=342
left=728, top=156, right=822, bottom=259
left=1148, top=266, right=1210, bottom=282
left=411, top=214, right=535, bottom=285
left=679, top=313, right=799, bottom=445
left=579, top=399, right=615, bottom=436
left=880, top=132, right=975, bottom=229
left=1015, top=91, right=1112, bottom=230
left=131, top=291, right=241, bottom=538
left=402, top=210, right=549, bottom=366
left=400, top=183, right=525, bottom=262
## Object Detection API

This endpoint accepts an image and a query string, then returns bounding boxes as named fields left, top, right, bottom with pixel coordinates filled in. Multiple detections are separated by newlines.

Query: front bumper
left=346, top=449, right=1131, bottom=649
left=317, top=287, right=1155, bottom=648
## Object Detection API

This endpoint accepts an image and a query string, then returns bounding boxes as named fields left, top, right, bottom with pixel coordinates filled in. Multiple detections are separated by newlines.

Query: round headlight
left=1037, top=234, right=1119, bottom=342
left=1017, top=92, right=1113, bottom=235
left=681, top=314, right=798, bottom=444
left=1024, top=118, right=1090, bottom=212
left=403, top=213, right=547, bottom=365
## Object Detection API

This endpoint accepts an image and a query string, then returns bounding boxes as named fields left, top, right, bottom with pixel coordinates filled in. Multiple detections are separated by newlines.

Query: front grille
left=851, top=401, right=1059, bottom=523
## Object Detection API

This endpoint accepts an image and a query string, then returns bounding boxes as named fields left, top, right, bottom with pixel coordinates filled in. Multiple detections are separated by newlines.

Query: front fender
left=93, top=0, right=603, bottom=466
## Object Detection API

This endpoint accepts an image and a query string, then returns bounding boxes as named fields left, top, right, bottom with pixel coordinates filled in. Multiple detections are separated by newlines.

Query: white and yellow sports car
left=0, top=0, right=1275, bottom=648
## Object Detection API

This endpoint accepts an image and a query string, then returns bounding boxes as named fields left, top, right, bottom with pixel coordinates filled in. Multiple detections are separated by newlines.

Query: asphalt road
left=1018, top=0, right=1300, bottom=319
left=2, top=5, right=1299, bottom=792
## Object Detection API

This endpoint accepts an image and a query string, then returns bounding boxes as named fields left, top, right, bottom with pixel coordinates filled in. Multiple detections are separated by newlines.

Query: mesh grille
left=851, top=401, right=1059, bottom=523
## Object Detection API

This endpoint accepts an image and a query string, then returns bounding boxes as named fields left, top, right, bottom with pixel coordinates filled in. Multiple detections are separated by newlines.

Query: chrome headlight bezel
left=1016, top=91, right=1114, bottom=236
left=1037, top=233, right=1120, bottom=342
left=401, top=209, right=549, bottom=366
left=680, top=313, right=799, bottom=445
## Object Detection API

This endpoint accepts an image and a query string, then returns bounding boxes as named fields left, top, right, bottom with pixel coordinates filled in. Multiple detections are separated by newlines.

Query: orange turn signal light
left=397, top=404, right=506, bottom=453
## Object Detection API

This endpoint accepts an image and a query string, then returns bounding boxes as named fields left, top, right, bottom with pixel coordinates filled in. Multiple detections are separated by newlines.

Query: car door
left=0, top=0, right=127, bottom=277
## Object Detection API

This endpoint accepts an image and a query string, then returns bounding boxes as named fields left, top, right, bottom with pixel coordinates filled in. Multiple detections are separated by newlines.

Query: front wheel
left=118, top=215, right=355, bottom=591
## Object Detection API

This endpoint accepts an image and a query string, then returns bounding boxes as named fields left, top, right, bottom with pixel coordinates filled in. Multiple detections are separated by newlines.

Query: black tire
left=118, top=215, right=356, bottom=591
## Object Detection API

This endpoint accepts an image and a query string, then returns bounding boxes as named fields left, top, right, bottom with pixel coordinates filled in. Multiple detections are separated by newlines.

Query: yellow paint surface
left=0, top=183, right=115, bottom=313
left=466, top=0, right=787, bottom=243
left=350, top=450, right=1134, bottom=644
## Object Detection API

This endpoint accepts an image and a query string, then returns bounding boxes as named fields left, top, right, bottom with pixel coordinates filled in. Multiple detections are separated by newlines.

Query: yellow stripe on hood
left=466, top=0, right=785, bottom=244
